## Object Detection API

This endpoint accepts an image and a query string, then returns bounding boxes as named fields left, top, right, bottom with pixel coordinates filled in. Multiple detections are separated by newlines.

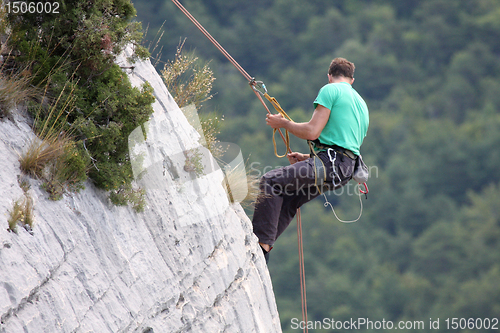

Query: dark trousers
left=252, top=150, right=355, bottom=246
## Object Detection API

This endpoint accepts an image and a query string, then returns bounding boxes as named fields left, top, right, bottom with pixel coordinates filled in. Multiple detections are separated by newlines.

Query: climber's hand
left=265, top=113, right=287, bottom=129
left=287, top=152, right=309, bottom=165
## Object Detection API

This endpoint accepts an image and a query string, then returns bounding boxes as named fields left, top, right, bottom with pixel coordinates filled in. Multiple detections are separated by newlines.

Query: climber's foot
left=259, top=243, right=272, bottom=264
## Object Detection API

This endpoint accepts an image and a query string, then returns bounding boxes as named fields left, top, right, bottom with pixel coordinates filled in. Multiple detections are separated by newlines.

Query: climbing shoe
left=259, top=244, right=271, bottom=264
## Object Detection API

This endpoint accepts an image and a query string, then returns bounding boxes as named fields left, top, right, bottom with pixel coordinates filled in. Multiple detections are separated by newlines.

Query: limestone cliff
left=0, top=49, right=281, bottom=332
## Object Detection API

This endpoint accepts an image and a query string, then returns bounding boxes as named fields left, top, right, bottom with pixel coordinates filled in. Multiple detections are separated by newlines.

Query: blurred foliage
left=135, top=0, right=500, bottom=331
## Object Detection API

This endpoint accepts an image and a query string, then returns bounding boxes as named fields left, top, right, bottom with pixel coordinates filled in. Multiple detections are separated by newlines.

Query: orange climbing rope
left=171, top=1, right=308, bottom=331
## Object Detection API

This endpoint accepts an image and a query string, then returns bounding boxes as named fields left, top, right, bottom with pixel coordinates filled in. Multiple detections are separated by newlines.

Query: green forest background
left=133, top=0, right=500, bottom=331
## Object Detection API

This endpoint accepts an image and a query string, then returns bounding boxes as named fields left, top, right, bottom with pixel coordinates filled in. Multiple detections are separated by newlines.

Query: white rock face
left=0, top=49, right=281, bottom=332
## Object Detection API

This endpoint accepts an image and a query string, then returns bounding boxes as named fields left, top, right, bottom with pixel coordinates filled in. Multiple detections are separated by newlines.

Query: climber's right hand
left=287, top=152, right=310, bottom=165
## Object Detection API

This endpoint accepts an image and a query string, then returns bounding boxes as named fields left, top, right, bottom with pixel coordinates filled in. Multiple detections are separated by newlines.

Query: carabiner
left=249, top=78, right=267, bottom=95
left=359, top=182, right=369, bottom=199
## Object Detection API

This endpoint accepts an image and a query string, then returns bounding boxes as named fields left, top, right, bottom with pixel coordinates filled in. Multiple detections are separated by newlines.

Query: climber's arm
left=265, top=104, right=330, bottom=141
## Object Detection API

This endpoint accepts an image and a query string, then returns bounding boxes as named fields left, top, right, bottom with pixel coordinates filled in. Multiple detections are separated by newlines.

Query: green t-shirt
left=313, top=82, right=369, bottom=156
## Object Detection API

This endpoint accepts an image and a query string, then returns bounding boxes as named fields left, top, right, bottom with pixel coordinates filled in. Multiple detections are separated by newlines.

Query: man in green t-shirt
left=252, top=58, right=369, bottom=262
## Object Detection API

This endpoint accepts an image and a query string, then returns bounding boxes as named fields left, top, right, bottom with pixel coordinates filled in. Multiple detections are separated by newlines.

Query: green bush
left=6, top=0, right=155, bottom=207
left=109, top=183, right=146, bottom=213
left=70, top=65, right=155, bottom=190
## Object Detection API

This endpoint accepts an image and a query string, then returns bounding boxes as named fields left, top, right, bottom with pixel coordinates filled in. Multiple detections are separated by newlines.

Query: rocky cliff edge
left=0, top=47, right=281, bottom=333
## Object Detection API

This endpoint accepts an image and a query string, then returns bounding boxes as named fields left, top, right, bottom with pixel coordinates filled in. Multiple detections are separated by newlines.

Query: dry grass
left=162, top=42, right=226, bottom=163
left=23, top=195, right=35, bottom=229
left=0, top=64, right=36, bottom=118
left=200, top=113, right=226, bottom=161
left=222, top=161, right=262, bottom=209
left=18, top=80, right=84, bottom=199
left=7, top=199, right=24, bottom=232
left=144, top=22, right=166, bottom=68
left=20, top=75, right=76, bottom=173
left=20, top=133, right=72, bottom=178
left=161, top=39, right=215, bottom=109
left=7, top=195, right=34, bottom=233
left=19, top=129, right=85, bottom=200
left=18, top=79, right=83, bottom=200
left=0, top=23, right=37, bottom=118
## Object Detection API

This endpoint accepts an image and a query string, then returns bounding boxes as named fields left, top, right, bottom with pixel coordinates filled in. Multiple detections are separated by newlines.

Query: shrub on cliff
left=6, top=0, right=154, bottom=203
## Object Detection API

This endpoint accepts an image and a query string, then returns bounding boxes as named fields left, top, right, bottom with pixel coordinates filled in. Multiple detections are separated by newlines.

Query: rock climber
left=251, top=57, right=369, bottom=262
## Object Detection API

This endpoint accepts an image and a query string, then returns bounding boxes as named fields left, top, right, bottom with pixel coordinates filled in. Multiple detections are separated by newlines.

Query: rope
left=251, top=90, right=292, bottom=158
left=296, top=212, right=308, bottom=332
left=171, top=2, right=308, bottom=330
left=264, top=93, right=292, bottom=158
left=171, top=0, right=252, bottom=82
left=322, top=187, right=364, bottom=223
left=171, top=0, right=292, bottom=158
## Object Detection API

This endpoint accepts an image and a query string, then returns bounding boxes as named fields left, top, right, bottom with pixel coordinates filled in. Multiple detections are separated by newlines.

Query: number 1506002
left=3, top=1, right=60, bottom=14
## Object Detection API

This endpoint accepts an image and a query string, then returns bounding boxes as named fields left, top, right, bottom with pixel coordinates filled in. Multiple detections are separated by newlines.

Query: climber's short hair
left=328, top=57, right=355, bottom=79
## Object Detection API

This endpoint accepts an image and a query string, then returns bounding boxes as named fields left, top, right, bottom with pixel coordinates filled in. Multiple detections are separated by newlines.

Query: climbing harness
left=308, top=139, right=368, bottom=223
